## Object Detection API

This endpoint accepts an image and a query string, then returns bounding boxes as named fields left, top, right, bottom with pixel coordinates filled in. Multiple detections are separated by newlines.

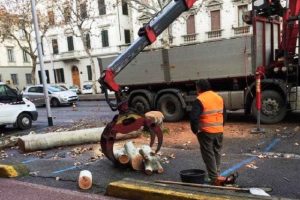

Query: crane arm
left=99, top=0, right=196, bottom=94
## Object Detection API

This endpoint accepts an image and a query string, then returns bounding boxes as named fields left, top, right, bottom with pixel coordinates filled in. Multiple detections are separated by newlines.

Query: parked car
left=81, top=83, right=93, bottom=94
left=0, top=82, right=38, bottom=130
left=23, top=85, right=78, bottom=107
left=69, top=85, right=81, bottom=94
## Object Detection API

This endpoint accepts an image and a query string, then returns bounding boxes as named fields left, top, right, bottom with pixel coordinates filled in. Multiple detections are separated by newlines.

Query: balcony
left=206, top=29, right=223, bottom=39
left=56, top=51, right=81, bottom=62
left=182, top=33, right=198, bottom=43
left=233, top=26, right=250, bottom=35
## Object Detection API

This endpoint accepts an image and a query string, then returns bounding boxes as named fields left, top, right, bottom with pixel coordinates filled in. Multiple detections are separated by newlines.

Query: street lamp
left=31, top=0, right=53, bottom=126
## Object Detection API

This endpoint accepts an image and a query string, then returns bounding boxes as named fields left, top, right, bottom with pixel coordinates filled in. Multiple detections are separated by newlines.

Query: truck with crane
left=98, top=0, right=300, bottom=124
left=98, top=0, right=299, bottom=170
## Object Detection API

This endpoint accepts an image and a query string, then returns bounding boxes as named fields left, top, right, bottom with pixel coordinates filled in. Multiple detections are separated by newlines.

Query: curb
left=106, top=178, right=271, bottom=200
left=0, top=163, right=29, bottom=178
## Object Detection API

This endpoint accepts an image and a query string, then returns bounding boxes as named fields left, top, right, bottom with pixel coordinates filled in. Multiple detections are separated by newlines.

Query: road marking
left=221, top=138, right=281, bottom=176
left=22, top=158, right=39, bottom=164
left=52, top=166, right=77, bottom=174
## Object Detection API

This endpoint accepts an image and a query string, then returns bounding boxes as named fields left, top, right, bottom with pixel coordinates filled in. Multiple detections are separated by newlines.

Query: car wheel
left=157, top=93, right=184, bottom=122
left=131, top=96, right=151, bottom=114
left=17, top=113, right=32, bottom=130
left=51, top=98, right=60, bottom=107
left=251, top=90, right=287, bottom=124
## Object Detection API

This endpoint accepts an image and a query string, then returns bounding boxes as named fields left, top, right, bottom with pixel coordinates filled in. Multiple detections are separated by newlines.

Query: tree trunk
left=113, top=148, right=130, bottom=165
left=31, top=56, right=37, bottom=85
left=17, top=127, right=141, bottom=152
left=124, top=141, right=143, bottom=171
left=139, top=145, right=164, bottom=175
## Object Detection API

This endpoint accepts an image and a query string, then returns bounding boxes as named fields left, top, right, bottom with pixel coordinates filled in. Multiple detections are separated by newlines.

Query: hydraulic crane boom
left=99, top=0, right=196, bottom=94
left=98, top=0, right=197, bottom=164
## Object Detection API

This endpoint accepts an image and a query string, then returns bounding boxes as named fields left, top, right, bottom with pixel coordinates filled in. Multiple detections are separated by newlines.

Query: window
left=54, top=68, right=65, bottom=83
left=211, top=10, right=221, bottom=30
left=23, top=49, right=29, bottom=62
left=101, top=30, right=109, bottom=47
left=67, top=36, right=74, bottom=51
left=0, top=74, right=2, bottom=82
left=28, top=86, right=43, bottom=93
left=238, top=5, right=248, bottom=27
left=122, top=0, right=128, bottom=15
left=52, top=39, right=59, bottom=54
left=38, top=70, right=50, bottom=84
left=25, top=74, right=32, bottom=85
left=84, top=33, right=91, bottom=49
left=124, top=29, right=131, bottom=44
left=48, top=10, right=55, bottom=25
left=64, top=6, right=71, bottom=23
left=87, top=65, right=92, bottom=81
left=80, top=2, right=87, bottom=19
left=186, top=14, right=195, bottom=34
left=11, top=74, right=18, bottom=85
left=98, top=0, right=106, bottom=15
left=7, top=48, right=15, bottom=62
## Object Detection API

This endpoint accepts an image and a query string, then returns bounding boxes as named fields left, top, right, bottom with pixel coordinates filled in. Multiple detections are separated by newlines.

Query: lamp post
left=31, top=0, right=53, bottom=126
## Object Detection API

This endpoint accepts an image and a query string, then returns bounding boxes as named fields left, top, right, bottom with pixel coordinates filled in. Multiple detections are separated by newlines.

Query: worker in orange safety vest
left=190, top=79, right=228, bottom=186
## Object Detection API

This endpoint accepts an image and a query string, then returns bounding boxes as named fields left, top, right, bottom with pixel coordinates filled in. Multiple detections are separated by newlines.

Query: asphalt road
left=1, top=101, right=300, bottom=199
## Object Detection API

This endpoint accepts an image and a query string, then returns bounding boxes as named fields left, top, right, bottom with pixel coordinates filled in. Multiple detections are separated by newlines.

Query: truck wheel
left=157, top=94, right=184, bottom=122
left=17, top=113, right=32, bottom=130
left=251, top=90, right=287, bottom=124
left=131, top=96, right=150, bottom=114
left=51, top=98, right=60, bottom=107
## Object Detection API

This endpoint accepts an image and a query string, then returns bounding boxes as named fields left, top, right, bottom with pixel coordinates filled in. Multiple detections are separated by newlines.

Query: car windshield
left=51, top=85, right=67, bottom=91
left=48, top=86, right=63, bottom=93
left=83, top=85, right=92, bottom=89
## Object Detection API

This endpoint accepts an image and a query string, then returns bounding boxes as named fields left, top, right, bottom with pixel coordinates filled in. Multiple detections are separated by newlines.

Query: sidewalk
left=78, top=94, right=115, bottom=101
left=0, top=179, right=120, bottom=200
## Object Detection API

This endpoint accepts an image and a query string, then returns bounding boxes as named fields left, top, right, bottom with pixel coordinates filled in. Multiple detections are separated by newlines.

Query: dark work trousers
left=197, top=132, right=223, bottom=181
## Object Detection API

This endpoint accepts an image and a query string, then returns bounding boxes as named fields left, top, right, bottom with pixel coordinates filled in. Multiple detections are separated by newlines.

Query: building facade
left=37, top=0, right=251, bottom=93
left=0, top=38, right=32, bottom=90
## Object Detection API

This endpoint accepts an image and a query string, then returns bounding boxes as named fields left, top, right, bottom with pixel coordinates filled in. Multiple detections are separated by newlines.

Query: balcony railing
left=233, top=26, right=250, bottom=35
left=182, top=33, right=198, bottom=42
left=206, top=29, right=223, bottom=39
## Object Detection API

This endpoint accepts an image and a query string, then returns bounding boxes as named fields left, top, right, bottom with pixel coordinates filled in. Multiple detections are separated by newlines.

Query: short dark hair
left=196, top=79, right=211, bottom=92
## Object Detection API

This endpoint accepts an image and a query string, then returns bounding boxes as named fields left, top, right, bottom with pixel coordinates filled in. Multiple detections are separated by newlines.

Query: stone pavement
left=0, top=178, right=120, bottom=200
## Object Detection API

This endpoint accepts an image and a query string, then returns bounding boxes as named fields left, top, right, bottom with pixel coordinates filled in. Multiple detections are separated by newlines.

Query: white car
left=81, top=83, right=93, bottom=94
left=23, top=85, right=78, bottom=107
left=0, top=82, right=38, bottom=130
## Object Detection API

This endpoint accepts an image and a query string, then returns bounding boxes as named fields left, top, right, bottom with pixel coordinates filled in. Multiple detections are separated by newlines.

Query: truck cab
left=0, top=82, right=38, bottom=130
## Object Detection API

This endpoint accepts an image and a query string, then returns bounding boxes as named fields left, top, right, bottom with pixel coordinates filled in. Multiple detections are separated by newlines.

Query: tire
left=251, top=90, right=287, bottom=124
left=17, top=113, right=32, bottom=130
left=131, top=96, right=151, bottom=114
left=157, top=93, right=184, bottom=122
left=51, top=98, right=60, bottom=107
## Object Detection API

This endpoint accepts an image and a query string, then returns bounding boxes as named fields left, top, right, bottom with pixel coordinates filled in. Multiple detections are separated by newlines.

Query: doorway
left=72, top=66, right=81, bottom=88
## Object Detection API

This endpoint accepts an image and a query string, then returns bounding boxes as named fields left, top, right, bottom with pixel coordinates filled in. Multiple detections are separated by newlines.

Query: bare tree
left=53, top=0, right=109, bottom=94
left=0, top=0, right=51, bottom=84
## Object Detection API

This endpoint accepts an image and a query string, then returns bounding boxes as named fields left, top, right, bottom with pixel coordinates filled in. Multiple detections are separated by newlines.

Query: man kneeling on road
left=190, top=79, right=228, bottom=186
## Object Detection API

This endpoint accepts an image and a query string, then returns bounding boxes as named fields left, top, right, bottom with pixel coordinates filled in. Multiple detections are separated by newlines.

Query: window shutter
left=211, top=10, right=220, bottom=30
left=186, top=15, right=195, bottom=34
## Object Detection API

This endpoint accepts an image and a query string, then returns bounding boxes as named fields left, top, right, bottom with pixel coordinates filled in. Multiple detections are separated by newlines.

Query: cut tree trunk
left=18, top=127, right=141, bottom=152
left=139, top=145, right=164, bottom=175
left=113, top=148, right=129, bottom=165
left=124, top=141, right=143, bottom=171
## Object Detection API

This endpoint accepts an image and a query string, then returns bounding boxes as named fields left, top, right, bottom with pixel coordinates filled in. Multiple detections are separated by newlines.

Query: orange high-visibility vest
left=197, top=91, right=224, bottom=133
